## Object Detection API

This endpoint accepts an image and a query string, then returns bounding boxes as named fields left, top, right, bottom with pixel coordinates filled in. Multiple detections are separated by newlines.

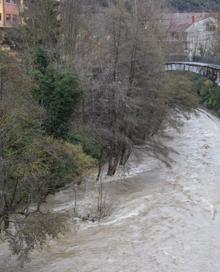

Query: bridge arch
left=165, top=62, right=220, bottom=86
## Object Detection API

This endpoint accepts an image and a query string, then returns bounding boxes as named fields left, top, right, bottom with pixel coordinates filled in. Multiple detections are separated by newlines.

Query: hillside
left=169, top=0, right=220, bottom=11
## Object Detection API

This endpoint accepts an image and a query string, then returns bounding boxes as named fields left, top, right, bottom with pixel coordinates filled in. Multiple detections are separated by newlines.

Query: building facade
left=0, top=0, right=22, bottom=28
left=186, top=17, right=217, bottom=58
left=164, top=13, right=218, bottom=59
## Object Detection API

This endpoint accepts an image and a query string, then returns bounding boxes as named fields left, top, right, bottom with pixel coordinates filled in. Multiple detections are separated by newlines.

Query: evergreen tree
left=32, top=48, right=83, bottom=138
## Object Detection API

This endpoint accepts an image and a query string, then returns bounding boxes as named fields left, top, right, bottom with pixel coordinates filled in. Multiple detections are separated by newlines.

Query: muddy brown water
left=1, top=109, right=220, bottom=272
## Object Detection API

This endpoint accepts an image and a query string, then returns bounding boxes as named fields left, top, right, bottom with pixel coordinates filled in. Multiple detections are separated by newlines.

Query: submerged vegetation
left=169, top=72, right=220, bottom=115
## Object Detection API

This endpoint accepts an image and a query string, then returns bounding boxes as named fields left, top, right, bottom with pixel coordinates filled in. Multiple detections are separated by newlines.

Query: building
left=164, top=13, right=218, bottom=59
left=0, top=0, right=22, bottom=28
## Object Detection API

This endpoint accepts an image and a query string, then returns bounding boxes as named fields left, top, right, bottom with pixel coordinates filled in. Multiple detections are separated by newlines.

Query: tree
left=73, top=0, right=171, bottom=175
left=5, top=0, right=60, bottom=64
left=0, top=49, right=94, bottom=264
left=32, top=48, right=83, bottom=139
left=22, top=0, right=60, bottom=51
left=0, top=0, right=203, bottom=265
left=60, top=0, right=83, bottom=68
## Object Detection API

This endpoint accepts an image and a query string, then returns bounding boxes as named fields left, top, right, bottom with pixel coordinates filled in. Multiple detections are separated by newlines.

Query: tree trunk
left=96, top=149, right=104, bottom=181
left=4, top=213, right=9, bottom=230
left=107, top=154, right=120, bottom=176
left=120, top=147, right=132, bottom=166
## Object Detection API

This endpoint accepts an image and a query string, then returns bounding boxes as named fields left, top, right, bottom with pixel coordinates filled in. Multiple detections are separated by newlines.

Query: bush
left=165, top=72, right=199, bottom=111
left=0, top=112, right=96, bottom=260
left=191, top=74, right=220, bottom=114
left=67, top=133, right=103, bottom=161
left=1, top=113, right=96, bottom=199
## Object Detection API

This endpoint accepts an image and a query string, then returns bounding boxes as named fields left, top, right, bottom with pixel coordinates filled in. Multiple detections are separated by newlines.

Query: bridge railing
left=167, top=54, right=220, bottom=66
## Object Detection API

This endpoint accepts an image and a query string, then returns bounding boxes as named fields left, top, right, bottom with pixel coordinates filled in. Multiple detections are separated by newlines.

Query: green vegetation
left=68, top=133, right=103, bottom=161
left=32, top=49, right=83, bottom=138
left=166, top=73, right=199, bottom=111
left=0, top=1, right=94, bottom=263
left=0, top=49, right=95, bottom=262
left=193, top=75, right=220, bottom=114
left=167, top=72, right=220, bottom=115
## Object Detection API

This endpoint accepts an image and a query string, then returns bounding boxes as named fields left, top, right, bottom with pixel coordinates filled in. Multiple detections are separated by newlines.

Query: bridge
left=165, top=62, right=220, bottom=86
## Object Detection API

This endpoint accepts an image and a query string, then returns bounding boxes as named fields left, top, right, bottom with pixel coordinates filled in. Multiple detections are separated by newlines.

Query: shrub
left=67, top=133, right=103, bottom=161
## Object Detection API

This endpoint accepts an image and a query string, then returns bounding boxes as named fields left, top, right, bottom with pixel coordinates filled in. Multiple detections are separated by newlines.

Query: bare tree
left=72, top=0, right=171, bottom=176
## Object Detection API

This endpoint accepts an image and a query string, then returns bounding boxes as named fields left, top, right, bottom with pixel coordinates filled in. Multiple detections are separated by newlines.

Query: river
left=1, top=109, right=220, bottom=272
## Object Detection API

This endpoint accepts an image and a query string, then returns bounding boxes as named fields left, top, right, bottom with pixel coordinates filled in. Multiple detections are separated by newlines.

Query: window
left=206, top=21, right=217, bottom=32
left=6, top=0, right=17, bottom=3
left=0, top=14, right=2, bottom=21
left=12, top=15, right=17, bottom=24
left=6, top=14, right=11, bottom=21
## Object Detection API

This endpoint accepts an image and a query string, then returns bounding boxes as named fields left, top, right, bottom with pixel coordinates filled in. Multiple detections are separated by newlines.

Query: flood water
left=1, top=109, right=220, bottom=272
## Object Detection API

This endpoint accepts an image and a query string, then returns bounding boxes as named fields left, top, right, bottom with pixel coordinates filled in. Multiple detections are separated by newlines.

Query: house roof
left=163, top=12, right=216, bottom=32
